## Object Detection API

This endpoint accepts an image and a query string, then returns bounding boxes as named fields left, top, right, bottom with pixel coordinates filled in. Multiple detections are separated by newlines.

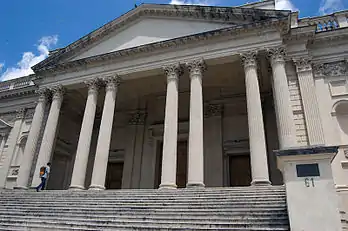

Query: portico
left=14, top=48, right=294, bottom=190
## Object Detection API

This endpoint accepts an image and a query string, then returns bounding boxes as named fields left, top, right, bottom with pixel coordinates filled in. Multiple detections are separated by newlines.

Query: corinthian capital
left=50, top=85, right=65, bottom=101
left=240, top=51, right=258, bottom=69
left=293, top=57, right=312, bottom=73
left=163, top=64, right=183, bottom=82
left=103, top=74, right=121, bottom=92
left=36, top=88, right=49, bottom=102
left=84, top=78, right=100, bottom=95
left=186, top=59, right=207, bottom=75
left=16, top=108, right=25, bottom=120
left=267, top=47, right=286, bottom=64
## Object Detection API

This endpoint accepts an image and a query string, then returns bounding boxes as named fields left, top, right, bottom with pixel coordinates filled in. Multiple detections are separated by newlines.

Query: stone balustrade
left=299, top=10, right=348, bottom=32
left=0, top=76, right=35, bottom=92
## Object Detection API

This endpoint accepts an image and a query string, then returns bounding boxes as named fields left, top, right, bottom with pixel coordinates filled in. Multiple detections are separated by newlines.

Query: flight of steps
left=0, top=186, right=290, bottom=231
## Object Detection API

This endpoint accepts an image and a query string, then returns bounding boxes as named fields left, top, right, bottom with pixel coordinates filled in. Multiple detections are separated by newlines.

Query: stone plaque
left=296, top=163, right=320, bottom=177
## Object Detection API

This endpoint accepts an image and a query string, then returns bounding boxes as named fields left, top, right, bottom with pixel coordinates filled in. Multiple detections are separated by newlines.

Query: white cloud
left=319, top=0, right=344, bottom=15
left=275, top=0, right=298, bottom=11
left=0, top=35, right=58, bottom=81
left=0, top=63, right=4, bottom=73
left=169, top=0, right=215, bottom=5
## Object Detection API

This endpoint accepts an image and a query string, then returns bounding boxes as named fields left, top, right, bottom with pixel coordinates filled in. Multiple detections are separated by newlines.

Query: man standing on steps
left=36, top=162, right=51, bottom=192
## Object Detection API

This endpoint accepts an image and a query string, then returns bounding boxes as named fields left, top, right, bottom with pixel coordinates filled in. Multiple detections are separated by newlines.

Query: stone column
left=31, top=86, right=64, bottom=187
left=69, top=79, right=100, bottom=190
left=160, top=64, right=183, bottom=189
left=89, top=75, right=120, bottom=190
left=186, top=59, right=206, bottom=188
left=268, top=47, right=297, bottom=149
left=15, top=89, right=48, bottom=189
left=241, top=51, right=270, bottom=185
left=0, top=109, right=25, bottom=188
left=294, top=58, right=325, bottom=145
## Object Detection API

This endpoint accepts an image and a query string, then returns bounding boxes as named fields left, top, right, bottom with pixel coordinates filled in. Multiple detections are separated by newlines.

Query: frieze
left=313, top=61, right=348, bottom=77
left=204, top=104, right=223, bottom=118
left=128, top=111, right=147, bottom=125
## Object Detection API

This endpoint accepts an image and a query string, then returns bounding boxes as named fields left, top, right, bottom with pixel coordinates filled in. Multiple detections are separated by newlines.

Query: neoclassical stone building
left=0, top=0, right=347, bottom=222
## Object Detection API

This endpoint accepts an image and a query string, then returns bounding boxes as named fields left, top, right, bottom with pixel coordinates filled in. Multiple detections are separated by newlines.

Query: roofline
left=35, top=16, right=290, bottom=75
left=32, top=4, right=291, bottom=72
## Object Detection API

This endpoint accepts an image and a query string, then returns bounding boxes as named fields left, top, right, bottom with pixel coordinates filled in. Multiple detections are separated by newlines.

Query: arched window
left=332, top=100, right=348, bottom=144
left=12, top=135, right=27, bottom=166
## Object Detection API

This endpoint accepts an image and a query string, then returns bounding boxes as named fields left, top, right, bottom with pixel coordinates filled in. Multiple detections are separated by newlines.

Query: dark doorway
left=229, top=154, right=252, bottom=187
left=155, top=141, right=188, bottom=188
left=105, top=162, right=124, bottom=189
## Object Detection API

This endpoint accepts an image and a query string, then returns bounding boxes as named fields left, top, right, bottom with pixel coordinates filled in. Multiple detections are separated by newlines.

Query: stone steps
left=0, top=186, right=290, bottom=230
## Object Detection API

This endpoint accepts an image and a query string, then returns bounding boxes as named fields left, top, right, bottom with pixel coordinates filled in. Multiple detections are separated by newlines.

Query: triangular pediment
left=70, top=18, right=234, bottom=61
left=32, top=4, right=290, bottom=72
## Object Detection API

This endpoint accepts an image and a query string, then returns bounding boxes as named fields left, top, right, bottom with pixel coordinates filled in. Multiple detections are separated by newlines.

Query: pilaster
left=294, top=58, right=325, bottom=146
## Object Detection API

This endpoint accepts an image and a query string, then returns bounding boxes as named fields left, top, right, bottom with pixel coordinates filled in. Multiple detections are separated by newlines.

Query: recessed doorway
left=105, top=162, right=124, bottom=189
left=229, top=154, right=252, bottom=187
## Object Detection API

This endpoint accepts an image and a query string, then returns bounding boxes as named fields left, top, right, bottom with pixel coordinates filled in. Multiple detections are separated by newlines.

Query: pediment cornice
left=32, top=4, right=290, bottom=73
left=34, top=17, right=289, bottom=76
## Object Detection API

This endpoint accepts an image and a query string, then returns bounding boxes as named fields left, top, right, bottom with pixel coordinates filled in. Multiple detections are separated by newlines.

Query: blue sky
left=0, top=0, right=346, bottom=81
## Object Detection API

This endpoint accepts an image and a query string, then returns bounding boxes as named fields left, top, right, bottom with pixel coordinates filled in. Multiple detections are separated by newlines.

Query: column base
left=13, top=186, right=28, bottom=190
left=251, top=180, right=272, bottom=186
left=159, top=183, right=177, bottom=189
left=69, top=185, right=85, bottom=190
left=88, top=185, right=105, bottom=190
left=186, top=182, right=205, bottom=188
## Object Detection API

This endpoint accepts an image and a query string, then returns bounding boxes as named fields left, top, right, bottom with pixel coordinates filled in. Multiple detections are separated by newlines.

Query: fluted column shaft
left=89, top=76, right=120, bottom=190
left=186, top=59, right=206, bottom=188
left=160, top=64, right=182, bottom=189
left=31, top=86, right=64, bottom=187
left=268, top=48, right=297, bottom=149
left=70, top=79, right=100, bottom=190
left=294, top=58, right=325, bottom=145
left=241, top=52, right=270, bottom=185
left=15, top=89, right=48, bottom=189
